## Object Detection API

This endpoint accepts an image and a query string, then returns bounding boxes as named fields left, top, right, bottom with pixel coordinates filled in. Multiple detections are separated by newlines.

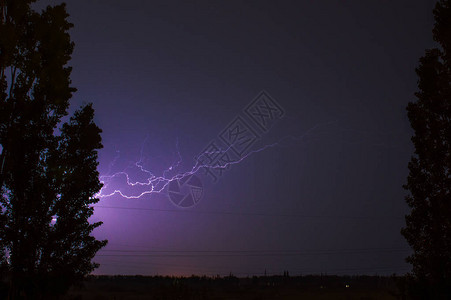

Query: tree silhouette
left=0, top=1, right=106, bottom=298
left=401, top=0, right=451, bottom=297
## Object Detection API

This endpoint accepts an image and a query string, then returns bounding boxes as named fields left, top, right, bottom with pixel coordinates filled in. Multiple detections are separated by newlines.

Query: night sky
left=36, top=0, right=436, bottom=276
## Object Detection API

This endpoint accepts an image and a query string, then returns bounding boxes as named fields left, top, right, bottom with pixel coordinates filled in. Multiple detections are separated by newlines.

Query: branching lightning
left=96, top=121, right=338, bottom=200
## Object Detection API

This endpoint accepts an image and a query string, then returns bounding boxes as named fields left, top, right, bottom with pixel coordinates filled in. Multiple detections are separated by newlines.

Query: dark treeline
left=87, top=274, right=397, bottom=288
left=61, top=274, right=404, bottom=299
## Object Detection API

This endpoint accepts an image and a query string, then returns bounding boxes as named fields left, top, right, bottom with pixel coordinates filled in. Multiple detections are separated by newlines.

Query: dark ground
left=64, top=274, right=405, bottom=299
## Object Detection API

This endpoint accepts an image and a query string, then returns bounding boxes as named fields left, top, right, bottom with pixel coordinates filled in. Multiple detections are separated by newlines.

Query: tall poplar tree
left=0, top=1, right=106, bottom=298
left=402, top=0, right=451, bottom=298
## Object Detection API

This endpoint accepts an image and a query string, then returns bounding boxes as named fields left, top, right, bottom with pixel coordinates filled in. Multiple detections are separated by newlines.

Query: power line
left=92, top=205, right=404, bottom=220
left=96, top=249, right=410, bottom=258
left=98, top=247, right=410, bottom=253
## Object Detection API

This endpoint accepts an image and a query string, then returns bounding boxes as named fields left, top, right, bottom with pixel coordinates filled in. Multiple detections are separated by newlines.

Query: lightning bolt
left=95, top=120, right=339, bottom=200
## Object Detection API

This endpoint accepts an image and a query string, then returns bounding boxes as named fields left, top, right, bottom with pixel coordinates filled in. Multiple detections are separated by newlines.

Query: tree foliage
left=0, top=0, right=106, bottom=298
left=401, top=0, right=451, bottom=297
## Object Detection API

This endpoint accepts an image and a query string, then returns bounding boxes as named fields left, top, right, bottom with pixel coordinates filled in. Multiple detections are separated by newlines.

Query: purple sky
left=36, top=0, right=436, bottom=276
